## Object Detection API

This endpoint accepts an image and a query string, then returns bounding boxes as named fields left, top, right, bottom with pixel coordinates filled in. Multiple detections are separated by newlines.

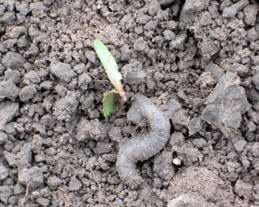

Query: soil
left=0, top=0, right=258, bottom=207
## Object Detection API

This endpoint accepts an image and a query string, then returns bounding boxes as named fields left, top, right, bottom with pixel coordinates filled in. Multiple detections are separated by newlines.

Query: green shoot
left=93, top=39, right=127, bottom=118
left=102, top=89, right=119, bottom=119
left=93, top=39, right=126, bottom=102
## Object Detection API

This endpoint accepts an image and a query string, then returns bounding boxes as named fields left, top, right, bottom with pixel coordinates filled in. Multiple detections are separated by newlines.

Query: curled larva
left=116, top=94, right=170, bottom=187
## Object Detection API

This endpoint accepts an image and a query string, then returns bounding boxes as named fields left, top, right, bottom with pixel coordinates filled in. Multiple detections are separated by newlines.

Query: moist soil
left=0, top=0, right=258, bottom=206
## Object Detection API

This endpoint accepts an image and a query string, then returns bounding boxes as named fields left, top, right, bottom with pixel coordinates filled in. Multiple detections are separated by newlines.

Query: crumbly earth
left=0, top=0, right=258, bottom=206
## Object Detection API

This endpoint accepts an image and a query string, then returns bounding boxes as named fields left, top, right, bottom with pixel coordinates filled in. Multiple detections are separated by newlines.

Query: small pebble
left=0, top=164, right=8, bottom=180
left=69, top=176, right=82, bottom=191
left=19, top=85, right=37, bottom=102
left=173, top=157, right=182, bottom=166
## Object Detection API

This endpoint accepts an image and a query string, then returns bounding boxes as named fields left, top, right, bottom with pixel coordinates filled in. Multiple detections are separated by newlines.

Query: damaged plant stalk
left=94, top=40, right=170, bottom=188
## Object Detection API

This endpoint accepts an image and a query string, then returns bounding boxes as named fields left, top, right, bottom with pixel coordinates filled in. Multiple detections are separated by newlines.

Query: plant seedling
left=93, top=39, right=127, bottom=119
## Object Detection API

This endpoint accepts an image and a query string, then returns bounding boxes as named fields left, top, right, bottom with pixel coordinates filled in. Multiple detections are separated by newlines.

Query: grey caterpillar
left=116, top=94, right=170, bottom=187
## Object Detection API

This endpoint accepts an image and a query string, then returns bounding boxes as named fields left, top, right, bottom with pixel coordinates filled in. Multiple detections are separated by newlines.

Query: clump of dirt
left=0, top=0, right=258, bottom=206
left=167, top=166, right=235, bottom=207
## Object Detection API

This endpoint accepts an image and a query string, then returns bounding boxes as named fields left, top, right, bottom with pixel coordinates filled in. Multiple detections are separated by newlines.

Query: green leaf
left=93, top=39, right=126, bottom=102
left=93, top=39, right=121, bottom=86
left=102, top=89, right=119, bottom=119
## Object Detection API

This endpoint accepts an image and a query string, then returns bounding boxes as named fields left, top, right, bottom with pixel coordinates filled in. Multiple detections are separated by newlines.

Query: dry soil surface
left=0, top=0, right=258, bottom=207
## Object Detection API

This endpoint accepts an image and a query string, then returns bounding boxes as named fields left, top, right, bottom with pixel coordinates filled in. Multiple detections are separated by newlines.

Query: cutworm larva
left=116, top=94, right=170, bottom=187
